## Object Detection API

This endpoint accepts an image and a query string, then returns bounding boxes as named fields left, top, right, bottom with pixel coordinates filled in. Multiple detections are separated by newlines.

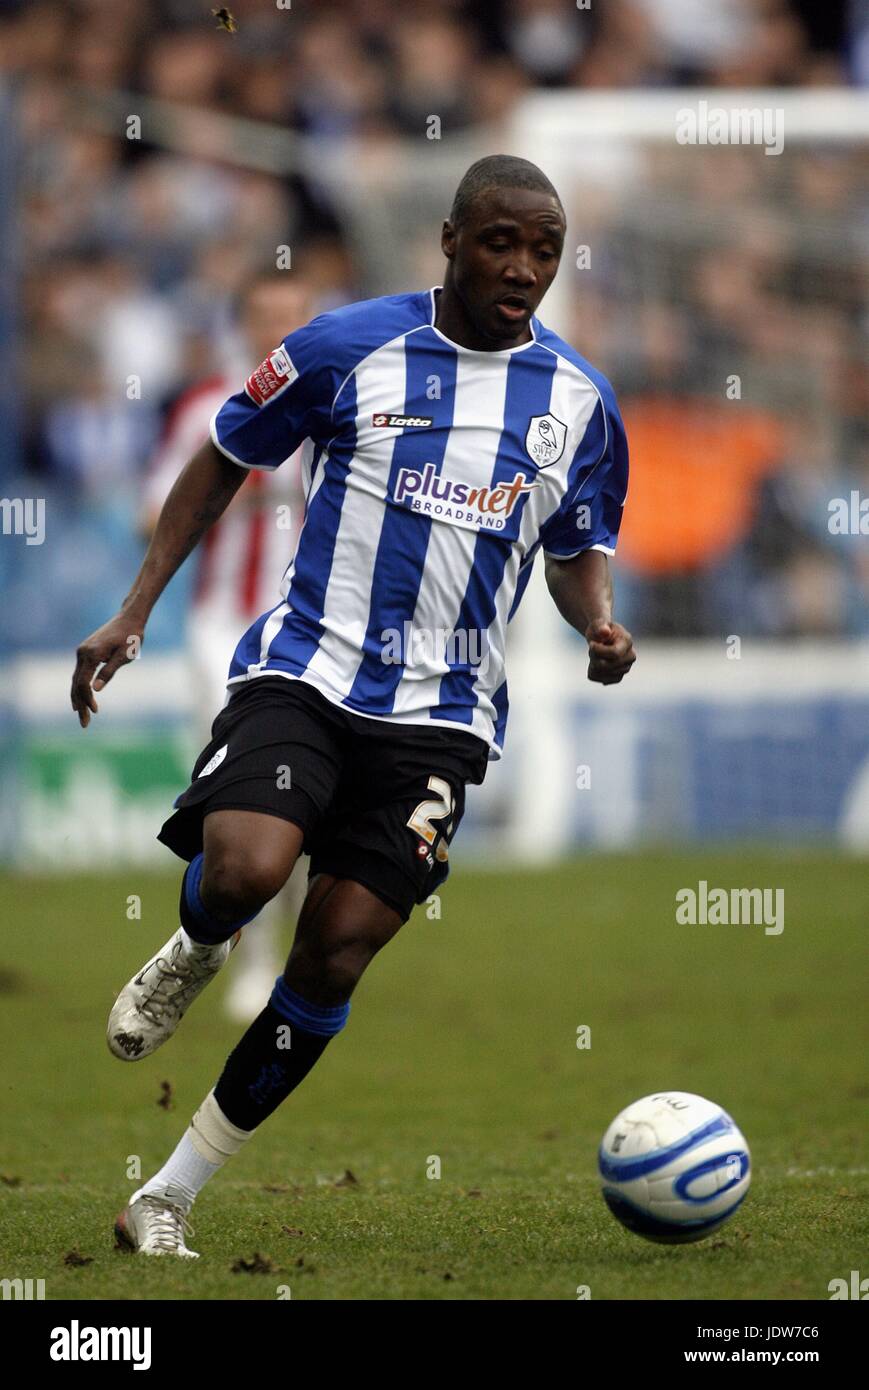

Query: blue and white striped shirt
left=210, top=286, right=628, bottom=757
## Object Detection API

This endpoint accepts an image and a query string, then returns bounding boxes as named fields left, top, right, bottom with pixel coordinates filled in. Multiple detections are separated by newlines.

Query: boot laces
left=138, top=943, right=220, bottom=1024
left=139, top=1195, right=195, bottom=1252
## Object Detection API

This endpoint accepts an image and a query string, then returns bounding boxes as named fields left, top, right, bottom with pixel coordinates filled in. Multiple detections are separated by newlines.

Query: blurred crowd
left=565, top=141, right=868, bottom=638
left=3, top=0, right=865, bottom=115
left=0, top=0, right=866, bottom=649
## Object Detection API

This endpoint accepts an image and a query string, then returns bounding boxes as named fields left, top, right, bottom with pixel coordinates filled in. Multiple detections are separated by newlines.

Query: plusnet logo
left=394, top=462, right=535, bottom=530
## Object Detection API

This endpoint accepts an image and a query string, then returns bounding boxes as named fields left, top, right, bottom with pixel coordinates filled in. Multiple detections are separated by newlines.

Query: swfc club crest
left=524, top=413, right=567, bottom=469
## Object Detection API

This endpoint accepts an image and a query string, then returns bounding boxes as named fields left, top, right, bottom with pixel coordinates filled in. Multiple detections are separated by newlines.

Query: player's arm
left=71, top=440, right=247, bottom=727
left=544, top=548, right=636, bottom=685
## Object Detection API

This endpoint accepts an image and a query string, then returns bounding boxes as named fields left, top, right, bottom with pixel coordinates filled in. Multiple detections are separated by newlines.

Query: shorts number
left=407, top=776, right=455, bottom=856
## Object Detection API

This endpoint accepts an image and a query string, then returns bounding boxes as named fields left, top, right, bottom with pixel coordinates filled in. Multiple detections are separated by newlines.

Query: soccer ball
left=598, top=1091, right=751, bottom=1244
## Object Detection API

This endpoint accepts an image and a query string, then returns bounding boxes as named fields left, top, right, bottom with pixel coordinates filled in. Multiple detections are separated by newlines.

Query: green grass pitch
left=1, top=851, right=866, bottom=1301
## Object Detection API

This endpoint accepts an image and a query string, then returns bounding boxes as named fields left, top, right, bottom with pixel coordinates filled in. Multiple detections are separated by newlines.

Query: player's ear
left=441, top=219, right=456, bottom=260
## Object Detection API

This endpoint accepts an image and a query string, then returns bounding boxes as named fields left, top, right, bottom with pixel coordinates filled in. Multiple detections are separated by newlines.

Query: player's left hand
left=585, top=619, right=636, bottom=685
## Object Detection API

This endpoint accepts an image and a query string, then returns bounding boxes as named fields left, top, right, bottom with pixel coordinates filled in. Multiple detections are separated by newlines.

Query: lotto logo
left=372, top=413, right=433, bottom=428
left=245, top=347, right=298, bottom=406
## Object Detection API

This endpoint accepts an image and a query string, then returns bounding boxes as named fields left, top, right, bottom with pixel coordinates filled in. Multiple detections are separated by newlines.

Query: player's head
left=237, top=269, right=313, bottom=363
left=441, top=155, right=566, bottom=345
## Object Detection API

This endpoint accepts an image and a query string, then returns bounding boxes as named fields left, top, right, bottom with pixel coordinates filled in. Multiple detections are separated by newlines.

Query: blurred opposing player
left=72, top=155, right=635, bottom=1259
left=142, top=270, right=313, bottom=1020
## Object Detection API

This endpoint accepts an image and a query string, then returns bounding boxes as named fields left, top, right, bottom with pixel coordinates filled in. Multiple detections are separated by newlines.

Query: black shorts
left=157, top=676, right=490, bottom=922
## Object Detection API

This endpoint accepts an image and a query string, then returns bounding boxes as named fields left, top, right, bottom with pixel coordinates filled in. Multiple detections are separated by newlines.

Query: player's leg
left=108, top=676, right=343, bottom=1060
left=209, top=874, right=403, bottom=1127
left=114, top=689, right=487, bottom=1255
left=107, top=810, right=303, bottom=1061
left=196, top=808, right=304, bottom=927
left=118, top=725, right=488, bottom=1252
left=190, top=610, right=290, bottom=1022
left=116, top=875, right=401, bottom=1256
left=281, top=873, right=403, bottom=1003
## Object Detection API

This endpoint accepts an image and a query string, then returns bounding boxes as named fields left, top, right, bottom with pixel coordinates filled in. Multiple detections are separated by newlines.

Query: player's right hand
left=585, top=619, right=636, bottom=685
left=71, top=613, right=145, bottom=728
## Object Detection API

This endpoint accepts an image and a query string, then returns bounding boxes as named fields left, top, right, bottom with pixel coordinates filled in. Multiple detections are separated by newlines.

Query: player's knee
left=200, top=845, right=288, bottom=924
left=316, top=951, right=364, bottom=1001
left=285, top=881, right=404, bottom=1000
left=288, top=917, right=393, bottom=998
left=323, top=931, right=378, bottom=995
left=287, top=935, right=370, bottom=1000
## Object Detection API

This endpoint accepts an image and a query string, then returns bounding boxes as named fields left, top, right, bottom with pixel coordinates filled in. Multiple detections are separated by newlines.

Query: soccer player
left=140, top=269, right=313, bottom=1021
left=71, top=155, right=636, bottom=1258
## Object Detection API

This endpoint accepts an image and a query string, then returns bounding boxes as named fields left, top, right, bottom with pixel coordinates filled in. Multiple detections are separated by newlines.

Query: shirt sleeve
left=538, top=391, right=629, bottom=559
left=210, top=316, right=336, bottom=471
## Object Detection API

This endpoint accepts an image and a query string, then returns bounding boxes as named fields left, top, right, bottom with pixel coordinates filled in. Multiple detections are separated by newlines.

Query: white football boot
left=107, top=927, right=239, bottom=1061
left=114, top=1191, right=199, bottom=1259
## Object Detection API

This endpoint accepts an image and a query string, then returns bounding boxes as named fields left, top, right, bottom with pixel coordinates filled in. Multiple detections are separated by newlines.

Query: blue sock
left=214, top=978, right=350, bottom=1130
left=179, top=852, right=260, bottom=945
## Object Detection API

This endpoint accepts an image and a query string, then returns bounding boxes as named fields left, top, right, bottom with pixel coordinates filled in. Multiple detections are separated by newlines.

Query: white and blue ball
left=599, top=1091, right=751, bottom=1244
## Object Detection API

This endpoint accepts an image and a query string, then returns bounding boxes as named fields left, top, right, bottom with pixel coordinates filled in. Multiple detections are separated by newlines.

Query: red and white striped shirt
left=144, top=375, right=305, bottom=622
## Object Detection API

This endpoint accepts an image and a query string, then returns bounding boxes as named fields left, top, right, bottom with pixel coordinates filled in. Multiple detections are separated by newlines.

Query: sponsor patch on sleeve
left=244, top=346, right=299, bottom=407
